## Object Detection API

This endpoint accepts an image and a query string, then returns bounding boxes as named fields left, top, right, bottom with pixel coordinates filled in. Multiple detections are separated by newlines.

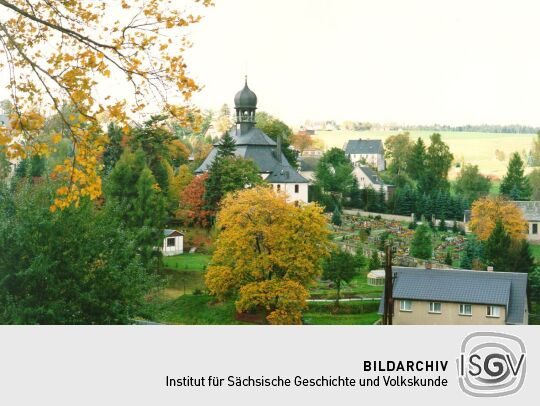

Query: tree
left=322, top=250, right=360, bottom=305
left=205, top=186, right=332, bottom=324
left=454, top=164, right=491, bottom=203
left=102, top=123, right=125, bottom=175
left=314, top=147, right=355, bottom=196
left=216, top=131, right=237, bottom=158
left=291, top=132, right=314, bottom=153
left=419, top=133, right=453, bottom=194
left=0, top=0, right=212, bottom=209
left=410, top=224, right=432, bottom=259
left=105, top=149, right=166, bottom=269
left=407, top=137, right=426, bottom=182
left=176, top=173, right=213, bottom=228
left=215, top=104, right=233, bottom=133
left=530, top=131, right=540, bottom=166
left=255, top=111, right=298, bottom=166
left=331, top=206, right=342, bottom=226
left=507, top=239, right=535, bottom=275
left=168, top=164, right=194, bottom=210
left=470, top=196, right=527, bottom=241
left=368, top=250, right=381, bottom=270
left=500, top=152, right=531, bottom=200
left=384, top=132, right=412, bottom=177
left=204, top=156, right=263, bottom=213
left=444, top=250, right=453, bottom=266
left=0, top=181, right=155, bottom=324
left=528, top=168, right=540, bottom=200
left=484, top=220, right=512, bottom=272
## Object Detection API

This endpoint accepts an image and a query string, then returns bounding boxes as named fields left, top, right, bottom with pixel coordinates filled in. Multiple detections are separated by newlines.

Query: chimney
left=276, top=136, right=282, bottom=163
left=487, top=266, right=494, bottom=272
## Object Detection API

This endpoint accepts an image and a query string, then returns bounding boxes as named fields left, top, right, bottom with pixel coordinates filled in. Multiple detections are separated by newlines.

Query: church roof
left=229, top=127, right=276, bottom=146
left=234, top=78, right=257, bottom=108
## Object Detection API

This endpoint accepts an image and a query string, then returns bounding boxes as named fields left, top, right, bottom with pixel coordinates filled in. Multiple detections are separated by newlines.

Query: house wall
left=352, top=166, right=390, bottom=200
left=349, top=153, right=385, bottom=172
left=526, top=221, right=540, bottom=242
left=392, top=300, right=507, bottom=325
left=271, top=182, right=309, bottom=204
left=162, top=235, right=183, bottom=256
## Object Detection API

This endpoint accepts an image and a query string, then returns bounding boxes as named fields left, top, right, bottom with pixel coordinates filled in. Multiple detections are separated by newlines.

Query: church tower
left=234, top=76, right=257, bottom=135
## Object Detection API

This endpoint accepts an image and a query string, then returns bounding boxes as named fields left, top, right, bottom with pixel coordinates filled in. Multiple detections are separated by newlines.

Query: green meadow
left=314, top=130, right=536, bottom=179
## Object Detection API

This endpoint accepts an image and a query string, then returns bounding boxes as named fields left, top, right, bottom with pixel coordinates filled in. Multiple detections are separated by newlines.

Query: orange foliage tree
left=176, top=173, right=212, bottom=227
left=291, top=132, right=314, bottom=153
left=205, top=186, right=333, bottom=324
left=470, top=196, right=527, bottom=241
left=0, top=0, right=212, bottom=209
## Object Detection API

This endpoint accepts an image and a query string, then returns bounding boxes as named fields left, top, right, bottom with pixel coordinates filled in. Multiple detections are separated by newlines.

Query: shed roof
left=164, top=229, right=183, bottom=237
left=378, top=267, right=527, bottom=324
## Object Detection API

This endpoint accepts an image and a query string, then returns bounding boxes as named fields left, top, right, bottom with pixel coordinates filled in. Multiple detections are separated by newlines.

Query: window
left=487, top=305, right=500, bottom=317
left=167, top=237, right=176, bottom=247
left=459, top=304, right=472, bottom=316
left=533, top=224, right=538, bottom=235
left=429, top=302, right=441, bottom=314
left=399, top=300, right=412, bottom=311
left=276, top=184, right=281, bottom=191
left=294, top=184, right=299, bottom=193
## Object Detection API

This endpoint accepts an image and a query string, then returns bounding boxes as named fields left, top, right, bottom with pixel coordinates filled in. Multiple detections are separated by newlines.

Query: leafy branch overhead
left=0, top=0, right=213, bottom=209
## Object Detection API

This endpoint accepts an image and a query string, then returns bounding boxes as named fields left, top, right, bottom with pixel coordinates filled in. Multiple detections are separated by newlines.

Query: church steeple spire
left=234, top=76, right=257, bottom=134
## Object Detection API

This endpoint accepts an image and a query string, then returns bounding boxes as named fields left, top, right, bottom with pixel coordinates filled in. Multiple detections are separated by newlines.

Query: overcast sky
left=186, top=0, right=540, bottom=126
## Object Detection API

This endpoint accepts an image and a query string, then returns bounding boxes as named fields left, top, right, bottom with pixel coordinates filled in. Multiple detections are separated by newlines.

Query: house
left=352, top=165, right=394, bottom=200
left=298, top=156, right=320, bottom=184
left=344, top=138, right=385, bottom=171
left=196, top=78, right=309, bottom=204
left=161, top=229, right=184, bottom=256
left=512, top=201, right=540, bottom=242
left=379, top=267, right=528, bottom=325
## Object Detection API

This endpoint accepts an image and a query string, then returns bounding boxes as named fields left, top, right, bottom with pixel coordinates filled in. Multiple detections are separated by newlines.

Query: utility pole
left=382, top=244, right=394, bottom=325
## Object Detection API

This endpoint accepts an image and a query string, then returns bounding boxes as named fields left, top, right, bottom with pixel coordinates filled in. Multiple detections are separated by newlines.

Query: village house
left=379, top=267, right=528, bottom=325
left=513, top=201, right=540, bottom=242
left=196, top=78, right=309, bottom=204
left=161, top=229, right=184, bottom=256
left=344, top=138, right=385, bottom=171
left=352, top=165, right=394, bottom=200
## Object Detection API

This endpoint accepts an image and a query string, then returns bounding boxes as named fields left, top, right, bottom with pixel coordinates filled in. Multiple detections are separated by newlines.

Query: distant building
left=513, top=201, right=540, bottom=242
left=161, top=229, right=184, bottom=256
left=301, top=148, right=323, bottom=158
left=344, top=138, right=385, bottom=171
left=0, top=114, right=8, bottom=127
left=353, top=165, right=394, bottom=200
left=379, top=267, right=528, bottom=325
left=196, top=78, right=309, bottom=204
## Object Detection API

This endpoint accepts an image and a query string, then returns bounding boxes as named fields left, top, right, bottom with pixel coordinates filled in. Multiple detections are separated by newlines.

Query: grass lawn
left=310, top=268, right=383, bottom=299
left=143, top=295, right=243, bottom=325
left=303, top=312, right=380, bottom=325
left=158, top=268, right=206, bottom=299
left=529, top=244, right=540, bottom=261
left=163, top=253, right=210, bottom=270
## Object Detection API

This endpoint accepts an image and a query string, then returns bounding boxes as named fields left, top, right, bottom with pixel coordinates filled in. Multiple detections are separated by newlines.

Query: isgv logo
left=457, top=332, right=526, bottom=397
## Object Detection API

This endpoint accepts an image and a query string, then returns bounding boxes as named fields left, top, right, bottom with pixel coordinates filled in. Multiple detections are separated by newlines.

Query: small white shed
left=162, top=229, right=184, bottom=256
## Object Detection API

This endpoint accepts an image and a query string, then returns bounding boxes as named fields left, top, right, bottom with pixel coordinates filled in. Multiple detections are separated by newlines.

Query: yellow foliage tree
left=0, top=0, right=212, bottom=209
left=168, top=163, right=194, bottom=208
left=205, top=186, right=333, bottom=324
left=470, top=196, right=528, bottom=241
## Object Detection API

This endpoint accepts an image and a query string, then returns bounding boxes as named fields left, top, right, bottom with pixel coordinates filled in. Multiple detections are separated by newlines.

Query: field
left=314, top=130, right=536, bottom=179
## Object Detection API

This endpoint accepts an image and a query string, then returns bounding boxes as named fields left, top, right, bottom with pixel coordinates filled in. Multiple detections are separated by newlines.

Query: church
left=196, top=79, right=309, bottom=204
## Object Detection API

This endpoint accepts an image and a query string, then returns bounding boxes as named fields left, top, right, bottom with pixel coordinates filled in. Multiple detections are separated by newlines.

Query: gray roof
left=234, top=79, right=257, bottom=108
left=196, top=129, right=308, bottom=183
left=164, top=229, right=183, bottom=237
left=0, top=114, right=8, bottom=127
left=357, top=165, right=384, bottom=186
left=378, top=267, right=528, bottom=324
left=299, top=156, right=320, bottom=171
left=345, top=139, right=383, bottom=155
left=513, top=201, right=540, bottom=221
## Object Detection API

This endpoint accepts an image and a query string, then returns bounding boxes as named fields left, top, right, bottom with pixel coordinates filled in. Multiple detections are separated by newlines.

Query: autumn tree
left=176, top=173, right=212, bottom=228
left=205, top=186, right=332, bottom=324
left=0, top=0, right=212, bottom=209
left=500, top=152, right=531, bottom=201
left=291, top=131, right=314, bottom=153
left=469, top=196, right=527, bottom=241
left=168, top=163, right=194, bottom=209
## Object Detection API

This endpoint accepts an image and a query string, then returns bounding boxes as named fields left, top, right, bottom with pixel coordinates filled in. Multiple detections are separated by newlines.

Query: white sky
left=186, top=0, right=540, bottom=126
left=1, top=0, right=540, bottom=127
